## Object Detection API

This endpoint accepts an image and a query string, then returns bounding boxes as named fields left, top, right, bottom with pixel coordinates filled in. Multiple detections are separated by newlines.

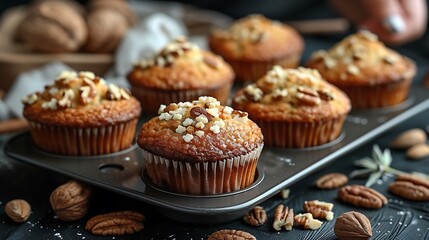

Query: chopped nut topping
left=56, top=71, right=77, bottom=80
left=244, top=84, right=263, bottom=102
left=42, top=98, right=58, bottom=110
left=383, top=55, right=398, bottom=64
left=21, top=93, right=38, bottom=105
left=214, top=14, right=270, bottom=43
left=136, top=36, right=199, bottom=69
left=347, top=65, right=360, bottom=75
left=58, top=89, right=75, bottom=108
left=183, top=133, right=194, bottom=142
left=175, top=125, right=186, bottom=134
left=195, top=130, right=205, bottom=137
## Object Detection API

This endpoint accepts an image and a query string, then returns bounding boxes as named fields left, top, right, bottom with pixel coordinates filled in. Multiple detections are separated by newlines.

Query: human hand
left=329, top=0, right=428, bottom=45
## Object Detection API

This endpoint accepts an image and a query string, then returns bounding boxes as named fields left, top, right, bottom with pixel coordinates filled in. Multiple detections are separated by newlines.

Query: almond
left=406, top=143, right=429, bottom=160
left=390, top=128, right=427, bottom=149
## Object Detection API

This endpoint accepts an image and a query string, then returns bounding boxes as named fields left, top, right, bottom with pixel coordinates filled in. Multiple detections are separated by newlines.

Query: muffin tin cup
left=131, top=83, right=233, bottom=113
left=228, top=55, right=300, bottom=82
left=335, top=77, right=412, bottom=109
left=254, top=115, right=347, bottom=148
left=141, top=144, right=264, bottom=195
left=27, top=119, right=138, bottom=156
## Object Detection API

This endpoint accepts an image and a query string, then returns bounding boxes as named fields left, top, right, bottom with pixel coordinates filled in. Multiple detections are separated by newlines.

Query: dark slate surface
left=1, top=34, right=429, bottom=240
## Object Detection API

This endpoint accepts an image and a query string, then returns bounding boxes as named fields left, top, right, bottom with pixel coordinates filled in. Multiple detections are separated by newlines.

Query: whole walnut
left=83, top=0, right=138, bottom=53
left=49, top=180, right=92, bottom=221
left=15, top=0, right=88, bottom=53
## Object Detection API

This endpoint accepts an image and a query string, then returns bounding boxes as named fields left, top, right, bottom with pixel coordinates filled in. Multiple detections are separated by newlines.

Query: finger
left=359, top=0, right=405, bottom=33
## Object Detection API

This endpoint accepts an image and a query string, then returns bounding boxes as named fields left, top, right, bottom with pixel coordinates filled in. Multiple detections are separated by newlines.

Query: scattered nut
left=315, top=173, right=348, bottom=189
left=207, top=229, right=256, bottom=240
left=304, top=200, right=334, bottom=221
left=85, top=210, right=145, bottom=236
left=294, top=213, right=323, bottom=230
left=390, top=128, right=427, bottom=149
left=5, top=199, right=31, bottom=223
left=243, top=206, right=267, bottom=227
left=389, top=174, right=429, bottom=201
left=338, top=185, right=387, bottom=209
left=277, top=188, right=290, bottom=199
left=49, top=180, right=92, bottom=221
left=406, top=143, right=429, bottom=160
left=273, top=204, right=294, bottom=231
left=334, top=211, right=372, bottom=240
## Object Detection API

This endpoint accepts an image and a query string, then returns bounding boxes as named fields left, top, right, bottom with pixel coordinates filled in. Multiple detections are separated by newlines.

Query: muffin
left=127, top=36, right=235, bottom=113
left=232, top=66, right=351, bottom=148
left=22, top=70, right=141, bottom=156
left=138, top=96, right=263, bottom=195
left=209, top=14, right=304, bottom=82
left=307, top=30, right=416, bottom=108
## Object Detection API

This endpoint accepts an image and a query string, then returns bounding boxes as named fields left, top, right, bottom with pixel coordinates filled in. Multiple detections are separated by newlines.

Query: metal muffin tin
left=5, top=86, right=429, bottom=224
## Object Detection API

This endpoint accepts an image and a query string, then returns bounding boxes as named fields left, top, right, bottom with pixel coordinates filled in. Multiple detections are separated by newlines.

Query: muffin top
left=209, top=14, right=303, bottom=61
left=138, top=96, right=263, bottom=162
left=232, top=66, right=351, bottom=121
left=22, top=70, right=141, bottom=127
left=307, top=31, right=416, bottom=86
left=127, top=36, right=235, bottom=90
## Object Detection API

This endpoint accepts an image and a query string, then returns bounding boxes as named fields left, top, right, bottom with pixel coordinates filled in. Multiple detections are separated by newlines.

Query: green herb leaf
left=365, top=171, right=383, bottom=187
left=350, top=168, right=375, bottom=179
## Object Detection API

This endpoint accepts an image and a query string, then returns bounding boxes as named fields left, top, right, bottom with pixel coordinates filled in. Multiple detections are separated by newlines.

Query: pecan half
left=317, top=89, right=334, bottom=101
left=338, top=185, right=388, bottom=209
left=273, top=204, right=294, bottom=231
left=334, top=211, right=372, bottom=240
left=304, top=200, right=334, bottom=221
left=190, top=106, right=213, bottom=122
left=207, top=229, right=256, bottom=240
left=85, top=211, right=145, bottom=236
left=389, top=174, right=429, bottom=201
left=295, top=86, right=321, bottom=106
left=294, top=213, right=322, bottom=230
left=315, top=173, right=348, bottom=189
left=243, top=206, right=267, bottom=227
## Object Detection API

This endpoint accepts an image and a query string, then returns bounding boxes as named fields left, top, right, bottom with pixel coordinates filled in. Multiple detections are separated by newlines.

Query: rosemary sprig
left=350, top=145, right=429, bottom=187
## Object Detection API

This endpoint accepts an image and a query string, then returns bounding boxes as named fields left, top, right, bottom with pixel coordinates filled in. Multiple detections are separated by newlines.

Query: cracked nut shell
left=5, top=199, right=31, bottom=223
left=334, top=211, right=372, bottom=240
left=49, top=180, right=92, bottom=221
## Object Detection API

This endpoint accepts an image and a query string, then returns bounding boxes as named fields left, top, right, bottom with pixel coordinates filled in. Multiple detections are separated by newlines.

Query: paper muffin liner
left=336, top=77, right=412, bottom=109
left=27, top=119, right=138, bottom=156
left=228, top=55, right=300, bottom=83
left=131, top=83, right=232, bottom=113
left=255, top=116, right=346, bottom=148
left=142, top=143, right=264, bottom=195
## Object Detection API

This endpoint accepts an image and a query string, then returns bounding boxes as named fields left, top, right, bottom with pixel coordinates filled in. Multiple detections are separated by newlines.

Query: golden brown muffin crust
left=138, top=97, right=263, bottom=162
left=127, top=37, right=235, bottom=90
left=307, top=30, right=416, bottom=86
left=22, top=71, right=141, bottom=127
left=232, top=66, right=351, bottom=121
left=209, top=15, right=304, bottom=62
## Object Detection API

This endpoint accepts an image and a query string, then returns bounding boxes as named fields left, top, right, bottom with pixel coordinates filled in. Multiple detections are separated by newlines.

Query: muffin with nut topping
left=138, top=96, right=263, bottom=195
left=209, top=14, right=303, bottom=82
left=22, top=70, right=141, bottom=155
left=232, top=66, right=351, bottom=148
left=127, top=36, right=234, bottom=113
left=307, top=30, right=416, bottom=108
